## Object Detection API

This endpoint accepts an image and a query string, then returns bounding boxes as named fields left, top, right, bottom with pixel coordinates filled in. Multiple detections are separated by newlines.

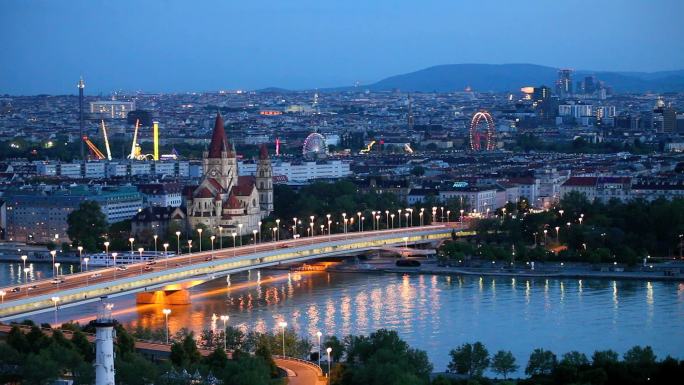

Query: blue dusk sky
left=1, top=0, right=682, bottom=94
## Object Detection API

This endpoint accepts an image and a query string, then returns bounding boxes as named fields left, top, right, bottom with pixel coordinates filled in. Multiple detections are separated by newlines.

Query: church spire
left=208, top=112, right=232, bottom=158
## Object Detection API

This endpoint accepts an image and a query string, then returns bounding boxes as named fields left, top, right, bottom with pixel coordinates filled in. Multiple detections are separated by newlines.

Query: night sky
left=1, top=0, right=682, bottom=94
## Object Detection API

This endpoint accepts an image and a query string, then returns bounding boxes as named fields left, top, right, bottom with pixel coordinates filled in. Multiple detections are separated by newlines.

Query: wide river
left=2, top=261, right=684, bottom=371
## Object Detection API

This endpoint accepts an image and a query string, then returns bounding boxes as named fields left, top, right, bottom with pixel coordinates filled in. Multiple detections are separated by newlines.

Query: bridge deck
left=0, top=224, right=459, bottom=320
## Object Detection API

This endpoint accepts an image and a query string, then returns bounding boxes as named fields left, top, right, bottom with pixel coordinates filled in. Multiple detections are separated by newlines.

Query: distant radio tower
left=407, top=94, right=415, bottom=130
left=78, top=77, right=85, bottom=161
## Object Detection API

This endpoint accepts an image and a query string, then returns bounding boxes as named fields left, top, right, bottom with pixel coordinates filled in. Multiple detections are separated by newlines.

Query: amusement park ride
left=83, top=119, right=176, bottom=161
left=469, top=110, right=496, bottom=151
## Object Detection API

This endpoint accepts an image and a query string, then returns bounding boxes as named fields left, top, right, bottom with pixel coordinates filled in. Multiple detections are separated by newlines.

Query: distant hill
left=361, top=63, right=684, bottom=93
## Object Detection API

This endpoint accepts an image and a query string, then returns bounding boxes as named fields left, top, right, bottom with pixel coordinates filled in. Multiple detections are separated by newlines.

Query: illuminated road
left=0, top=224, right=459, bottom=320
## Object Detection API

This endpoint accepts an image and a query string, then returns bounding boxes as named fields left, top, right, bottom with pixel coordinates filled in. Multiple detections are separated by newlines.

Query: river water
left=2, top=261, right=683, bottom=372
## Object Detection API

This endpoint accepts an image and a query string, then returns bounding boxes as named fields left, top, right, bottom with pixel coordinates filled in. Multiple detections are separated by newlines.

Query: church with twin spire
left=184, top=112, right=273, bottom=235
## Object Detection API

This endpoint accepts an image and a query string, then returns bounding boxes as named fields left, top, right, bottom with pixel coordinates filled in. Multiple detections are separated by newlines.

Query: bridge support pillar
left=136, top=289, right=190, bottom=305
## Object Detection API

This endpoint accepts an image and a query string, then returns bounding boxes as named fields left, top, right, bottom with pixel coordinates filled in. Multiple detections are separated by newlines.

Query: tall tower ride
left=78, top=77, right=85, bottom=161
left=94, top=303, right=116, bottom=385
left=407, top=94, right=415, bottom=131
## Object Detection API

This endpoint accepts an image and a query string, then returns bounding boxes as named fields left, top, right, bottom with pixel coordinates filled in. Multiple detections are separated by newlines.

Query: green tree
left=561, top=351, right=590, bottom=367
left=447, top=342, right=490, bottom=377
left=526, top=348, right=557, bottom=376
left=623, top=345, right=657, bottom=366
left=591, top=350, right=619, bottom=367
left=115, top=353, right=158, bottom=385
left=491, top=350, right=518, bottom=379
left=22, top=351, right=59, bottom=385
left=67, top=200, right=108, bottom=252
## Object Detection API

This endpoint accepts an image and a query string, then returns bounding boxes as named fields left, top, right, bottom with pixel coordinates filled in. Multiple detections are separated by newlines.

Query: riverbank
left=326, top=258, right=684, bottom=282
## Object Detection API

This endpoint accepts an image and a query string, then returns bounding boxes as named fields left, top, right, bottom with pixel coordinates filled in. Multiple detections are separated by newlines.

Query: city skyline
left=1, top=0, right=683, bottom=94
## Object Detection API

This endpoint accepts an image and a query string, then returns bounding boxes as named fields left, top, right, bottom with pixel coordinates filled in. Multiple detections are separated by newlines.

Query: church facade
left=184, top=113, right=273, bottom=235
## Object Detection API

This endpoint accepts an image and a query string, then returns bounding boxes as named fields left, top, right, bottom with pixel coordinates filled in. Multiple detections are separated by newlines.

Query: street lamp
left=104, top=241, right=110, bottom=267
left=210, top=235, right=216, bottom=252
left=361, top=216, right=365, bottom=231
left=111, top=253, right=117, bottom=270
left=276, top=219, right=281, bottom=241
left=326, top=347, right=332, bottom=382
left=128, top=238, right=134, bottom=255
left=390, top=214, right=395, bottom=229
left=446, top=210, right=451, bottom=222
left=252, top=230, right=258, bottom=252
left=342, top=213, right=347, bottom=233
left=20, top=254, right=27, bottom=273
left=231, top=232, right=237, bottom=256
left=162, top=308, right=171, bottom=344
left=316, top=331, right=323, bottom=367
left=356, top=212, right=361, bottom=231
left=163, top=243, right=169, bottom=267
left=218, top=226, right=223, bottom=249
left=83, top=257, right=89, bottom=272
left=153, top=234, right=158, bottom=256
left=138, top=248, right=144, bottom=273
left=187, top=240, right=192, bottom=263
left=50, top=250, right=57, bottom=277
left=175, top=231, right=181, bottom=255
left=543, top=229, right=548, bottom=244
left=23, top=267, right=30, bottom=289
left=54, top=262, right=60, bottom=278
left=197, top=228, right=203, bottom=252
left=77, top=246, right=83, bottom=271
left=51, top=296, right=60, bottom=325
left=419, top=209, right=424, bottom=227
left=220, top=315, right=229, bottom=351
left=279, top=321, right=288, bottom=356
left=555, top=226, right=560, bottom=242
left=404, top=212, right=409, bottom=228
left=238, top=224, right=243, bottom=246
left=403, top=236, right=409, bottom=249
left=385, top=210, right=389, bottom=229
left=398, top=209, right=402, bottom=227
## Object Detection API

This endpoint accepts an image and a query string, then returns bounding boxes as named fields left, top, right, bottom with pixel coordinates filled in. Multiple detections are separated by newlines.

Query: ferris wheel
left=469, top=111, right=496, bottom=151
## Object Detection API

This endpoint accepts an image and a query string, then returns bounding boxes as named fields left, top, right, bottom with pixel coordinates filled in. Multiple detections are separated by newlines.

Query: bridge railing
left=272, top=354, right=324, bottom=376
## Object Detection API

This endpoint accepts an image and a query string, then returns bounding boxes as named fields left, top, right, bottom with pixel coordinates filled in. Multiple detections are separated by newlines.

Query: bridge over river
left=0, top=224, right=460, bottom=321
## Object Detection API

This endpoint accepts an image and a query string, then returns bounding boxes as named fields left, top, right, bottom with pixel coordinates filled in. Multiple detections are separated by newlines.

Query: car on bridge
left=116, top=266, right=128, bottom=271
left=50, top=278, right=65, bottom=284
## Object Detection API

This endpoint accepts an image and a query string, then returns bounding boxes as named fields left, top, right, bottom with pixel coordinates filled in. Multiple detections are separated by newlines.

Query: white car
left=50, top=278, right=65, bottom=284
left=90, top=273, right=102, bottom=278
left=116, top=265, right=128, bottom=271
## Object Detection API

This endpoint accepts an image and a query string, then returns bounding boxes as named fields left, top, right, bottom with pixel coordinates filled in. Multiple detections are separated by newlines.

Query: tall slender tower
left=407, top=94, right=415, bottom=131
left=94, top=303, right=116, bottom=385
left=78, top=77, right=85, bottom=161
left=256, top=144, right=273, bottom=215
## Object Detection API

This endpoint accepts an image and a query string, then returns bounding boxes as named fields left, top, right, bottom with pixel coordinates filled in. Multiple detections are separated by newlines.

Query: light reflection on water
left=4, top=265, right=684, bottom=372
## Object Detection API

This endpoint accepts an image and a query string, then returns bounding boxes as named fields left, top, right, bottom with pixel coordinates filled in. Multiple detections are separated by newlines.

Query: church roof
left=195, top=187, right=214, bottom=198
left=208, top=112, right=232, bottom=158
left=228, top=194, right=241, bottom=209
left=233, top=176, right=255, bottom=196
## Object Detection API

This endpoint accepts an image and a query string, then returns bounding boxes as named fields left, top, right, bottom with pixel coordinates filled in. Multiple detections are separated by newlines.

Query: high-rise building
left=556, top=69, right=573, bottom=97
left=78, top=77, right=85, bottom=162
left=663, top=107, right=677, bottom=133
left=90, top=100, right=136, bottom=119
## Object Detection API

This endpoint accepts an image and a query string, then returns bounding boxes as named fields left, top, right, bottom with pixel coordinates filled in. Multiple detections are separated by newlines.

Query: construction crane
left=83, top=136, right=106, bottom=160
left=100, top=120, right=112, bottom=160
